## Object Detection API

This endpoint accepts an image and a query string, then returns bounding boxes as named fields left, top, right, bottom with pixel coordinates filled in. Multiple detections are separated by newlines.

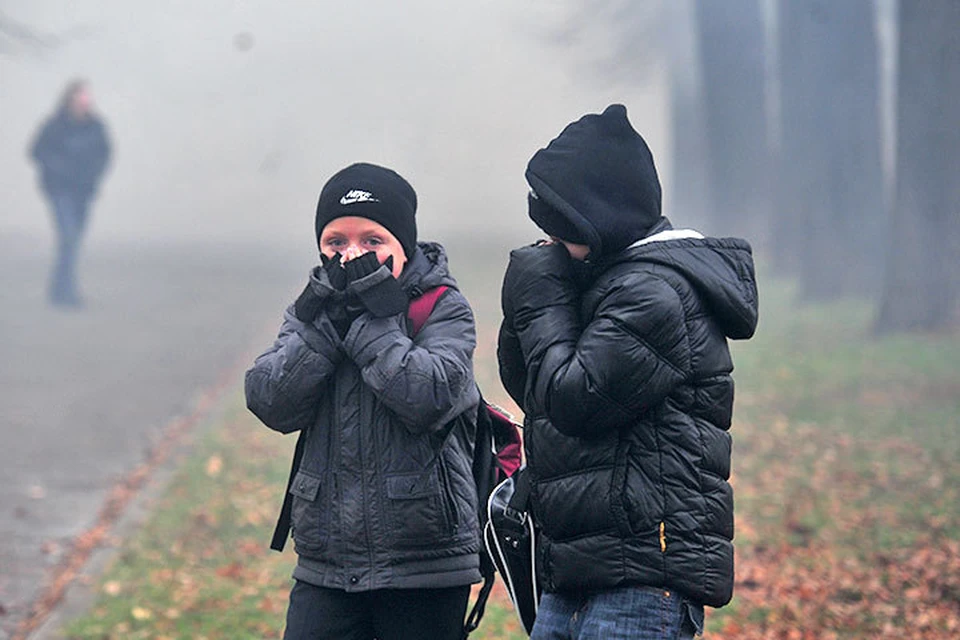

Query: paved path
left=0, top=234, right=303, bottom=638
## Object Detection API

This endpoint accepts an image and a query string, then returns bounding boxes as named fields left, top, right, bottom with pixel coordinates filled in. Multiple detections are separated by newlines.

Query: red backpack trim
left=407, top=285, right=522, bottom=480
left=407, top=285, right=450, bottom=337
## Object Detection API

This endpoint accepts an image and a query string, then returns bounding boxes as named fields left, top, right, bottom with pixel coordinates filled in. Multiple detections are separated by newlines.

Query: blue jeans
left=47, top=193, right=90, bottom=305
left=530, top=586, right=704, bottom=640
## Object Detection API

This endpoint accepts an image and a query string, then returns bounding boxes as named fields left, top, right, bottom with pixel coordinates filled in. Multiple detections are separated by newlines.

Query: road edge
left=19, top=341, right=267, bottom=640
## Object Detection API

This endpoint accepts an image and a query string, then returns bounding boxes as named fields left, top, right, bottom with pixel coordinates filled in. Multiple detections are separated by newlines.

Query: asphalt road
left=0, top=233, right=303, bottom=638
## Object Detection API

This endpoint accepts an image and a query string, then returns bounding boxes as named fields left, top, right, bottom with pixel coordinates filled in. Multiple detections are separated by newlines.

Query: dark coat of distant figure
left=29, top=80, right=111, bottom=308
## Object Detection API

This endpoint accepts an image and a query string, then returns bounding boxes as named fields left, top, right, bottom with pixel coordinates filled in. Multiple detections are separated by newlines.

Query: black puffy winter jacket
left=498, top=221, right=758, bottom=608
left=246, top=243, right=482, bottom=591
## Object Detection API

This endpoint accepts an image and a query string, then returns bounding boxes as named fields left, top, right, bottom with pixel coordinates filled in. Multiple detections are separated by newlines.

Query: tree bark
left=692, top=0, right=771, bottom=239
left=775, top=0, right=885, bottom=299
left=875, top=0, right=960, bottom=333
left=663, top=0, right=712, bottom=230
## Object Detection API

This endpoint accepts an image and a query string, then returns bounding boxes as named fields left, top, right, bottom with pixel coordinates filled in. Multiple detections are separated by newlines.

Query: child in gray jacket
left=246, top=163, right=481, bottom=640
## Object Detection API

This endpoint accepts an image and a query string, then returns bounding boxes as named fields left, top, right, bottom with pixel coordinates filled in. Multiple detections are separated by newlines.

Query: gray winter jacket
left=246, top=243, right=482, bottom=591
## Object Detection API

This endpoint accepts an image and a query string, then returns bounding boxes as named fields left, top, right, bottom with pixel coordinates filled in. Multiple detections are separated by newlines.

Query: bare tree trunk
left=775, top=0, right=885, bottom=299
left=875, top=0, right=960, bottom=333
left=663, top=0, right=712, bottom=230
left=692, top=0, right=771, bottom=239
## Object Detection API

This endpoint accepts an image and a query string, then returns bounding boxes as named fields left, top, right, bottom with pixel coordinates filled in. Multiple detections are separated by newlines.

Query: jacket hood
left=612, top=226, right=759, bottom=340
left=525, top=104, right=663, bottom=259
left=399, top=241, right=458, bottom=295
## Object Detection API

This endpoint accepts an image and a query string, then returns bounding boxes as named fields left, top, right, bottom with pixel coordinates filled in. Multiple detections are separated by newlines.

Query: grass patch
left=711, top=272, right=960, bottom=639
left=63, top=401, right=297, bottom=639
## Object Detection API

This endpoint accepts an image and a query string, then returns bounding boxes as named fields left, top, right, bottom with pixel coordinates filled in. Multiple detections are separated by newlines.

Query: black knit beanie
left=526, top=104, right=662, bottom=258
left=315, top=163, right=418, bottom=258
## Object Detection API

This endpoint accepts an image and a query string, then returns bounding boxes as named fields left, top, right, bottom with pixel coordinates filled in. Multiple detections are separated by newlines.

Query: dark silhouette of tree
left=774, top=0, right=885, bottom=300
left=661, top=0, right=712, bottom=230
left=875, top=0, right=960, bottom=333
left=691, top=0, right=771, bottom=239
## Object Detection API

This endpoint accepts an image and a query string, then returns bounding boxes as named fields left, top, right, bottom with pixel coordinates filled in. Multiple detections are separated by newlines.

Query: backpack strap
left=270, top=431, right=305, bottom=552
left=507, top=465, right=533, bottom=515
left=463, top=571, right=495, bottom=638
left=407, top=285, right=450, bottom=337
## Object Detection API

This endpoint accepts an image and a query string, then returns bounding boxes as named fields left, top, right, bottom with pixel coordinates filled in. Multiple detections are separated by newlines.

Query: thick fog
left=1, top=0, right=668, bottom=256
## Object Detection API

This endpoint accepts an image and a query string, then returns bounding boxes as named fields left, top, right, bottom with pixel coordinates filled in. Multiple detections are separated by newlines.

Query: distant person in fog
left=29, top=79, right=111, bottom=308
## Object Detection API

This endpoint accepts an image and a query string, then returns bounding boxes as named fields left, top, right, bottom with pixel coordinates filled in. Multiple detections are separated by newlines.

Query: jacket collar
left=630, top=227, right=704, bottom=248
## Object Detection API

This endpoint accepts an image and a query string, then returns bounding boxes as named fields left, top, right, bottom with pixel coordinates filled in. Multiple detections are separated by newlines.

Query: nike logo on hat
left=340, top=190, right=380, bottom=205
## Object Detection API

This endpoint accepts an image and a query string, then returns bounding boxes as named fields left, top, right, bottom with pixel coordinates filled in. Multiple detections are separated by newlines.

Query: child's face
left=320, top=216, right=407, bottom=278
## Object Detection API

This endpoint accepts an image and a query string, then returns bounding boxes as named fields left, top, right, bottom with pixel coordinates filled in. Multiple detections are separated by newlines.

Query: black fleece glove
left=293, top=253, right=351, bottom=323
left=321, top=252, right=348, bottom=291
left=327, top=293, right=365, bottom=339
left=344, top=253, right=409, bottom=318
left=293, top=267, right=325, bottom=322
left=502, top=242, right=580, bottom=329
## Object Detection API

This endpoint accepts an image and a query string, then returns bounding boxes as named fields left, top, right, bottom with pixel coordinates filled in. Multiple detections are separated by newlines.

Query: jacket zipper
left=358, top=383, right=375, bottom=585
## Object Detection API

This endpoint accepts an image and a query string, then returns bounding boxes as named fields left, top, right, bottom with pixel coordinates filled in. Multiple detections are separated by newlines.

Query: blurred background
left=1, top=1, right=958, bottom=639
left=1, top=1, right=668, bottom=252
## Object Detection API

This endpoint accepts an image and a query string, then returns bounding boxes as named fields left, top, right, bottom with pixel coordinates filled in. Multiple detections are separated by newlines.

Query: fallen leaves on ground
left=707, top=302, right=960, bottom=638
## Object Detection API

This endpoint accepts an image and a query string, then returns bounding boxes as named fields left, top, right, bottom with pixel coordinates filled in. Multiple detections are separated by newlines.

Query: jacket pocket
left=289, top=470, right=328, bottom=556
left=610, top=442, right=633, bottom=537
left=438, top=457, right=461, bottom=534
left=384, top=469, right=453, bottom=549
left=620, top=441, right=664, bottom=535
